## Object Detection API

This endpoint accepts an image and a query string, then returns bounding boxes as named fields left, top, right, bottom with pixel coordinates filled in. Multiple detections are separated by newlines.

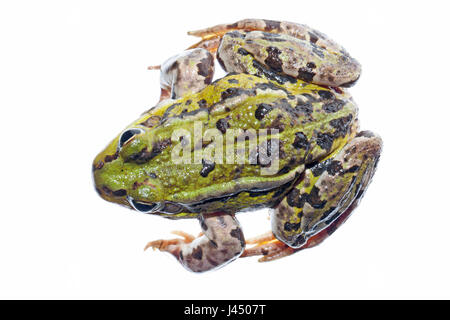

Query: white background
left=1, top=0, right=449, bottom=299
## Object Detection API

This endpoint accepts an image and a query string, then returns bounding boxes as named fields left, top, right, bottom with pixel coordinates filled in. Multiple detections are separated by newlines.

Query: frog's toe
left=242, top=239, right=296, bottom=262
left=170, top=230, right=197, bottom=243
left=245, top=231, right=275, bottom=245
left=144, top=230, right=196, bottom=257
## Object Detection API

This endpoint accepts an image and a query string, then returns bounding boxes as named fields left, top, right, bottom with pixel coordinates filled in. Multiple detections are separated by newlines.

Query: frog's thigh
left=179, top=213, right=245, bottom=273
left=159, top=48, right=214, bottom=100
left=272, top=131, right=382, bottom=249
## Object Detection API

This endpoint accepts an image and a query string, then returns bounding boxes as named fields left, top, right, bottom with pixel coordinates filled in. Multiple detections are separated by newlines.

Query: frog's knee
left=159, top=48, right=215, bottom=99
left=271, top=131, right=382, bottom=250
left=271, top=203, right=308, bottom=249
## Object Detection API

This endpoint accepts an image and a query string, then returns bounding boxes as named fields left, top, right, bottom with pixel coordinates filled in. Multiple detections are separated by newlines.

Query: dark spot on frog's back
left=200, top=159, right=215, bottom=177
left=198, top=99, right=207, bottom=107
left=216, top=118, right=229, bottom=134
left=317, top=90, right=335, bottom=100
left=295, top=100, right=313, bottom=115
left=255, top=103, right=272, bottom=120
left=306, top=62, right=316, bottom=69
left=293, top=132, right=309, bottom=150
left=227, top=78, right=239, bottom=84
left=298, top=67, right=315, bottom=82
left=330, top=115, right=353, bottom=137
left=322, top=100, right=345, bottom=113
left=310, top=160, right=328, bottom=177
left=327, top=160, right=343, bottom=175
left=316, top=132, right=335, bottom=151
left=265, top=46, right=283, bottom=73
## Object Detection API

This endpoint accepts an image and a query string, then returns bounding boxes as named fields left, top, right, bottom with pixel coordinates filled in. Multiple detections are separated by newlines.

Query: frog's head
left=92, top=123, right=190, bottom=218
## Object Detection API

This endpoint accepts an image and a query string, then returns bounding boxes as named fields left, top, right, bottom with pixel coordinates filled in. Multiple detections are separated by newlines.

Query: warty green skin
left=92, top=19, right=382, bottom=272
left=93, top=73, right=358, bottom=218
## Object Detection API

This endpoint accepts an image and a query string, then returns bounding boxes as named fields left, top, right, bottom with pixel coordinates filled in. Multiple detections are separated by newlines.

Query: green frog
left=92, top=19, right=382, bottom=272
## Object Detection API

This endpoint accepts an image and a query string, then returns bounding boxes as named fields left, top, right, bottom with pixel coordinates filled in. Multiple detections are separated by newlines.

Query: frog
left=92, top=19, right=382, bottom=273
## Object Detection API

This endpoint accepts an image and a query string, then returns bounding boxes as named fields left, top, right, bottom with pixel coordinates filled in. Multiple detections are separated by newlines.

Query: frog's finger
left=272, top=131, right=382, bottom=249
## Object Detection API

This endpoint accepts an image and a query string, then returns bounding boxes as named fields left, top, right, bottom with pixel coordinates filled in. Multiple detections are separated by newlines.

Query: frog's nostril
left=119, top=128, right=144, bottom=149
left=127, top=196, right=160, bottom=213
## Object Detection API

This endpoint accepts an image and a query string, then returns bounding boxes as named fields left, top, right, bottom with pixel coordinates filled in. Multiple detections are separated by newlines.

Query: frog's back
left=94, top=73, right=358, bottom=217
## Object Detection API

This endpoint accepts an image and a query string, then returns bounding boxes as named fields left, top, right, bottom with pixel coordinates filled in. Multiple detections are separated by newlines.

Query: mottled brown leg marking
left=146, top=213, right=245, bottom=272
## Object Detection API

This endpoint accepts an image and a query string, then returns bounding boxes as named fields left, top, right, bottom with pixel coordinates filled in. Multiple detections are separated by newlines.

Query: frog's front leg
left=149, top=48, right=215, bottom=102
left=243, top=131, right=382, bottom=261
left=145, top=213, right=245, bottom=272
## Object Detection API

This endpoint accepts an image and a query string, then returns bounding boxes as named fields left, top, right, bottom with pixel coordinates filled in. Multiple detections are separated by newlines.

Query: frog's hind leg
left=148, top=48, right=215, bottom=102
left=187, top=19, right=345, bottom=54
left=242, top=131, right=382, bottom=262
left=241, top=195, right=359, bottom=262
left=188, top=19, right=360, bottom=87
left=145, top=213, right=245, bottom=273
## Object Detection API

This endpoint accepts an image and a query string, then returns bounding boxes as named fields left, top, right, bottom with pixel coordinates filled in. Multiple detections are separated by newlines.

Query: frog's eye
left=118, top=128, right=144, bottom=149
left=127, top=196, right=161, bottom=213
